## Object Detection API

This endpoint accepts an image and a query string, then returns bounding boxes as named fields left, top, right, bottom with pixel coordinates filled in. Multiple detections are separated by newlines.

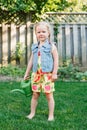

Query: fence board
left=2, top=24, right=8, bottom=65
left=70, top=25, right=74, bottom=62
left=81, top=25, right=87, bottom=66
left=50, top=23, right=54, bottom=42
left=73, top=24, right=79, bottom=64
left=20, top=25, right=26, bottom=65
left=58, top=26, right=63, bottom=65
left=26, top=22, right=32, bottom=63
left=11, top=24, right=16, bottom=65
left=62, top=25, right=66, bottom=59
left=0, top=27, right=2, bottom=65
left=8, top=26, right=11, bottom=63
left=65, top=25, right=71, bottom=58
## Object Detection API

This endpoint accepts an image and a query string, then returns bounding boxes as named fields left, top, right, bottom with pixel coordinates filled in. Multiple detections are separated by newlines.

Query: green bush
left=58, top=63, right=79, bottom=81
left=11, top=42, right=25, bottom=65
left=58, top=60, right=87, bottom=81
left=76, top=71, right=87, bottom=81
left=0, top=64, right=26, bottom=77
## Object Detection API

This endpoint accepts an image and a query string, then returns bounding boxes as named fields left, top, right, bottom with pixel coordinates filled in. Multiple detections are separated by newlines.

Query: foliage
left=0, top=0, right=87, bottom=24
left=0, top=81, right=87, bottom=129
left=0, top=0, right=48, bottom=24
left=41, top=0, right=73, bottom=13
left=0, top=64, right=26, bottom=77
left=76, top=71, right=87, bottom=81
left=58, top=63, right=79, bottom=81
left=11, top=42, right=25, bottom=65
left=58, top=59, right=87, bottom=81
left=13, top=42, right=24, bottom=58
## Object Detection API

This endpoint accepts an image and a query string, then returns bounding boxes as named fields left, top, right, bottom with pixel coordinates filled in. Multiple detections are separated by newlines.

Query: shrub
left=58, top=60, right=87, bottom=81
left=0, top=64, right=26, bottom=77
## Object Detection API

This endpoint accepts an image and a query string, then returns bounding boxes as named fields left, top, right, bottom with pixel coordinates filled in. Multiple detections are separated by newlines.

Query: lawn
left=0, top=81, right=87, bottom=130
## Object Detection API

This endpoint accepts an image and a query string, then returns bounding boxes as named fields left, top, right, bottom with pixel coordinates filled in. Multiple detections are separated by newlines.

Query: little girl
left=24, top=21, right=58, bottom=121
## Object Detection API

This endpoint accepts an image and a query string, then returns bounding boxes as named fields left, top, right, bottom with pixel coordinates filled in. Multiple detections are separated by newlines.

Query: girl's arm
left=52, top=45, right=59, bottom=81
left=24, top=53, right=33, bottom=80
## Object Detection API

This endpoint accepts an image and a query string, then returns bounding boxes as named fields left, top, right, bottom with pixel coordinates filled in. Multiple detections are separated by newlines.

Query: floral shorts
left=31, top=72, right=55, bottom=93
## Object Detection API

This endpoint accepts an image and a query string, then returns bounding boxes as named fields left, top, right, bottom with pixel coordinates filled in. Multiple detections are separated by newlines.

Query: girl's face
left=35, top=25, right=50, bottom=43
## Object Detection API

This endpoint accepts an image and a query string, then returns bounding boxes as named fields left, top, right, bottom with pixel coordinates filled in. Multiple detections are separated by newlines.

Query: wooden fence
left=57, top=24, right=87, bottom=67
left=0, top=22, right=34, bottom=66
left=0, top=13, right=87, bottom=68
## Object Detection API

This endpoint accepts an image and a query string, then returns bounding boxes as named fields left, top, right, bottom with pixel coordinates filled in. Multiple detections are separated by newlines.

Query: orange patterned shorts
left=31, top=72, right=55, bottom=93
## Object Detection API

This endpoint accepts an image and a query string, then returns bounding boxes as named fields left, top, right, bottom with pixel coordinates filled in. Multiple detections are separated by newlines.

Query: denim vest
left=31, top=40, right=53, bottom=72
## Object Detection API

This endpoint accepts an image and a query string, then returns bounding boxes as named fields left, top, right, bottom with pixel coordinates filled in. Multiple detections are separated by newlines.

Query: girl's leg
left=27, top=92, right=40, bottom=119
left=45, top=92, right=55, bottom=121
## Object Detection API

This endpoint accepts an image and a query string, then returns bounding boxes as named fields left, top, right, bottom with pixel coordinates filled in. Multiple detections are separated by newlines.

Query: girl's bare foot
left=26, top=113, right=35, bottom=119
left=48, top=116, right=54, bottom=121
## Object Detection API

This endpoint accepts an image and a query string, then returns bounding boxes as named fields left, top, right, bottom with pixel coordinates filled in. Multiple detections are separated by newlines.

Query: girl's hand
left=51, top=74, right=58, bottom=82
left=24, top=75, right=29, bottom=80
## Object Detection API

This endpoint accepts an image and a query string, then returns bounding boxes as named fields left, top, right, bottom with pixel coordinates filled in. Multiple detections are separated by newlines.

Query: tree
left=0, top=0, right=48, bottom=24
left=0, top=0, right=87, bottom=24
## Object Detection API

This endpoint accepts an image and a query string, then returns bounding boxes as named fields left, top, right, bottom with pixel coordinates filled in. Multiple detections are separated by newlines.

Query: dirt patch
left=0, top=75, right=22, bottom=82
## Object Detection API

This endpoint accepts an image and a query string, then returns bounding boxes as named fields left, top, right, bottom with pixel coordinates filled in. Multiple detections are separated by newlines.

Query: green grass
left=0, top=81, right=87, bottom=130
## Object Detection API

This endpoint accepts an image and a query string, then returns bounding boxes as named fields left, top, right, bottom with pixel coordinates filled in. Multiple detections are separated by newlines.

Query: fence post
left=73, top=24, right=79, bottom=64
left=0, top=25, right=2, bottom=66
left=20, top=25, right=26, bottom=66
left=81, top=25, right=87, bottom=66
left=10, top=23, right=16, bottom=65
left=26, top=21, right=32, bottom=64
left=2, top=24, right=8, bottom=66
left=65, top=25, right=71, bottom=59
left=58, top=25, right=63, bottom=65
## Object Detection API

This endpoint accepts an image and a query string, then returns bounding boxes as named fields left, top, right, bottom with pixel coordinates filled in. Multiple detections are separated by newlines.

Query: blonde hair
left=35, top=21, right=51, bottom=39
